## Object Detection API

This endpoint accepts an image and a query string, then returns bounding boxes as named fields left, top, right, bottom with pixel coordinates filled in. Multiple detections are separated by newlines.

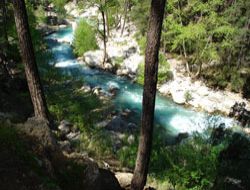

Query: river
left=45, top=26, right=235, bottom=137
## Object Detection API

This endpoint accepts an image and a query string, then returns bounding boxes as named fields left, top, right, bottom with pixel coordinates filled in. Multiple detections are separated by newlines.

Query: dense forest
left=0, top=0, right=250, bottom=190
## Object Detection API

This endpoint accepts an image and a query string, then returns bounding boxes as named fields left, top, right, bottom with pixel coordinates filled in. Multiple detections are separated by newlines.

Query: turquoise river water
left=45, top=27, right=235, bottom=137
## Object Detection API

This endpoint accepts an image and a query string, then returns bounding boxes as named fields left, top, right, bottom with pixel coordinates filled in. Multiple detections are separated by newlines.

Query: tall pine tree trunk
left=1, top=0, right=9, bottom=51
left=131, top=0, right=166, bottom=189
left=12, top=0, right=50, bottom=122
left=101, top=9, right=107, bottom=65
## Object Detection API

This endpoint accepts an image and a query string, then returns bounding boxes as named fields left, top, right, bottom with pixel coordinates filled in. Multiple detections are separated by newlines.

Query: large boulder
left=123, top=54, right=143, bottom=74
left=159, top=82, right=171, bottom=95
left=171, top=90, right=186, bottom=105
left=17, top=117, right=57, bottom=151
left=84, top=50, right=104, bottom=68
left=115, top=172, right=133, bottom=190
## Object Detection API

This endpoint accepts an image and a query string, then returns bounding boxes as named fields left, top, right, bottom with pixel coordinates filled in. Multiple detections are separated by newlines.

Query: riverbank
left=62, top=2, right=250, bottom=117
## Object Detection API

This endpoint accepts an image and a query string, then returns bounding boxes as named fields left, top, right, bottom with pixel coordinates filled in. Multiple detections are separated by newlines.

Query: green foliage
left=130, top=0, right=150, bottom=35
left=47, top=80, right=103, bottom=126
left=204, top=66, right=245, bottom=92
left=73, top=20, right=98, bottom=56
left=116, top=124, right=225, bottom=190
left=158, top=53, right=171, bottom=84
left=149, top=130, right=225, bottom=190
left=136, top=34, right=147, bottom=55
left=35, top=5, right=47, bottom=24
left=137, top=52, right=171, bottom=85
left=184, top=90, right=193, bottom=102
left=136, top=61, right=145, bottom=85
left=161, top=0, right=249, bottom=92
left=113, top=56, right=124, bottom=69
left=52, top=0, right=67, bottom=18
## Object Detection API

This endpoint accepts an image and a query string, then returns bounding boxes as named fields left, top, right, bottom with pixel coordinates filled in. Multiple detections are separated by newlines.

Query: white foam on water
left=55, top=60, right=78, bottom=67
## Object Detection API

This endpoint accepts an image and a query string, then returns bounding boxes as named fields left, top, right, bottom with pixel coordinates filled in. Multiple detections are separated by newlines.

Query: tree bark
left=1, top=0, right=9, bottom=51
left=121, top=0, right=128, bottom=36
left=105, top=8, right=110, bottom=37
left=12, top=0, right=50, bottom=122
left=101, top=9, right=107, bottom=65
left=130, top=0, right=166, bottom=190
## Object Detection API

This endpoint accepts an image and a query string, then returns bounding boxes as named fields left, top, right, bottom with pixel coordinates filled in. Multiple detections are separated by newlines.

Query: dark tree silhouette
left=131, top=0, right=166, bottom=189
left=12, top=0, right=50, bottom=121
left=0, top=0, right=9, bottom=50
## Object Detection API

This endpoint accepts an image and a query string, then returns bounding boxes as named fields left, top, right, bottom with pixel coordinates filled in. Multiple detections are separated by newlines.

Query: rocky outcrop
left=158, top=58, right=250, bottom=114
left=229, top=102, right=250, bottom=127
left=84, top=50, right=104, bottom=69
left=115, top=172, right=133, bottom=190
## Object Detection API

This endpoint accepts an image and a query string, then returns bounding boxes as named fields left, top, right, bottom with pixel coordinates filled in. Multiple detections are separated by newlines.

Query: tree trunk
left=1, top=0, right=9, bottom=51
left=121, top=0, right=128, bottom=36
left=101, top=9, right=107, bottom=65
left=105, top=9, right=110, bottom=37
left=12, top=0, right=50, bottom=122
left=130, top=0, right=166, bottom=190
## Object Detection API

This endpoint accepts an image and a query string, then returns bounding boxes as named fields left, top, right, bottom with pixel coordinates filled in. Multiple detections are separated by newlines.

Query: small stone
left=58, top=120, right=72, bottom=135
left=95, top=120, right=109, bottom=128
left=80, top=85, right=91, bottom=93
left=66, top=131, right=81, bottom=142
left=127, top=135, right=135, bottom=145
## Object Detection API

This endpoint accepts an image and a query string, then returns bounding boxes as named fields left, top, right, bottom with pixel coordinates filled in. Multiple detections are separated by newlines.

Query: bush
left=204, top=66, right=245, bottom=93
left=52, top=0, right=67, bottom=18
left=149, top=132, right=225, bottom=190
left=184, top=90, right=193, bottom=102
left=73, top=20, right=98, bottom=56
left=35, top=5, right=47, bottom=24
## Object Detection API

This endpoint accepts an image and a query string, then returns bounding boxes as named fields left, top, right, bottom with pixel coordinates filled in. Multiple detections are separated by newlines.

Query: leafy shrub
left=150, top=132, right=225, bottom=190
left=230, top=70, right=244, bottom=93
left=184, top=90, right=193, bottom=102
left=158, top=52, right=171, bottom=84
left=204, top=66, right=245, bottom=93
left=112, top=56, right=124, bottom=69
left=35, top=5, right=47, bottom=24
left=136, top=61, right=145, bottom=85
left=52, top=0, right=67, bottom=18
left=137, top=35, right=147, bottom=55
left=73, top=20, right=98, bottom=56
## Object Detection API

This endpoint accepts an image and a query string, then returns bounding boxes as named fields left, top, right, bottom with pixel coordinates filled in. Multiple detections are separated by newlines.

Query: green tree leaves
left=73, top=20, right=98, bottom=56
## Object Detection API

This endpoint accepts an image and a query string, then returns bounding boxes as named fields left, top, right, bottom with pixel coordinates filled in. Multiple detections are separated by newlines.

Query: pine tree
left=12, top=0, right=50, bottom=122
left=131, top=0, right=166, bottom=189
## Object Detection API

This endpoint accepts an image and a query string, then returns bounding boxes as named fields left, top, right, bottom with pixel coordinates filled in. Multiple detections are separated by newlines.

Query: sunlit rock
left=159, top=82, right=171, bottom=95
left=80, top=85, right=91, bottom=93
left=123, top=54, right=143, bottom=74
left=58, top=120, right=72, bottom=135
left=127, top=135, right=135, bottom=145
left=115, top=172, right=133, bottom=189
left=104, top=63, right=113, bottom=70
left=84, top=50, right=103, bottom=68
left=171, top=90, right=186, bottom=105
